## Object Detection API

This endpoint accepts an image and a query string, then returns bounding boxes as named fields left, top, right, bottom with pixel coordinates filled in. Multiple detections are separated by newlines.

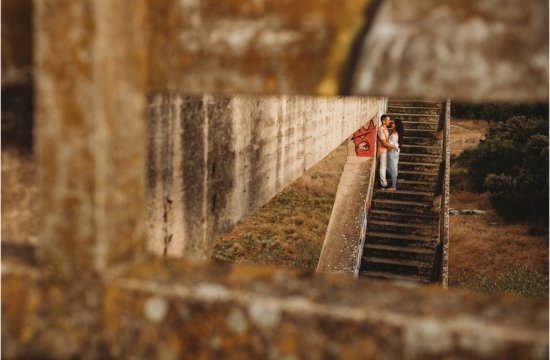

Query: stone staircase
left=359, top=99, right=445, bottom=282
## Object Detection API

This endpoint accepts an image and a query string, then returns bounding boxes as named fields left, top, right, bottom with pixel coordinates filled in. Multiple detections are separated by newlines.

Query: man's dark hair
left=380, top=114, right=389, bottom=122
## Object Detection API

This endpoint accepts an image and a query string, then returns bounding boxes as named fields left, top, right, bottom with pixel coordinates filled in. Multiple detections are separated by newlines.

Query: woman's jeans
left=388, top=150, right=399, bottom=189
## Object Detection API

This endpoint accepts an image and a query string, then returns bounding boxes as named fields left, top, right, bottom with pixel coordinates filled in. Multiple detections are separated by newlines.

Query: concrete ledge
left=3, top=258, right=548, bottom=359
left=317, top=155, right=374, bottom=274
left=351, top=0, right=548, bottom=101
left=109, top=265, right=549, bottom=359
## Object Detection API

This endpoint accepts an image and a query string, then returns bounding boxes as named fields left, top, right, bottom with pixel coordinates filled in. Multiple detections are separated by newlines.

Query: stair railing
left=354, top=100, right=386, bottom=277
left=353, top=123, right=379, bottom=278
left=431, top=99, right=451, bottom=285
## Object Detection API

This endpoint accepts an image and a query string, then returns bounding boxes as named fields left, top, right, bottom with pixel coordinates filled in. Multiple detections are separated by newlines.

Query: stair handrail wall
left=354, top=98, right=387, bottom=277
left=431, top=99, right=451, bottom=285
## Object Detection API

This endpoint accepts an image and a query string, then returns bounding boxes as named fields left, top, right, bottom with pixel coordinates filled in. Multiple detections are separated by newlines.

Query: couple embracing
left=378, top=114, right=403, bottom=191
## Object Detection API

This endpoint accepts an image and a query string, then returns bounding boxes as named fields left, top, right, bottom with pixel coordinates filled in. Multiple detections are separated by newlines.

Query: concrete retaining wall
left=147, top=94, right=381, bottom=259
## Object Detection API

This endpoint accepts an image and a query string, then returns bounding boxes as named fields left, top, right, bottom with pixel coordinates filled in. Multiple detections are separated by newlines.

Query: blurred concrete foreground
left=1, top=0, right=548, bottom=358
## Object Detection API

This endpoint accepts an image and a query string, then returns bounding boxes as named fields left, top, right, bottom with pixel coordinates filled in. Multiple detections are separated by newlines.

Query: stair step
left=401, top=144, right=441, bottom=155
left=365, top=231, right=438, bottom=249
left=363, top=242, right=435, bottom=254
left=372, top=198, right=436, bottom=214
left=369, top=219, right=435, bottom=228
left=403, top=136, right=441, bottom=146
left=398, top=170, right=438, bottom=182
left=399, top=161, right=440, bottom=173
left=375, top=189, right=433, bottom=202
left=369, top=208, right=438, bottom=224
left=401, top=120, right=439, bottom=130
left=360, top=270, right=431, bottom=283
left=363, top=260, right=433, bottom=277
left=399, top=153, right=441, bottom=163
left=400, top=117, right=439, bottom=122
left=368, top=219, right=438, bottom=237
left=364, top=256, right=433, bottom=268
left=405, top=129, right=439, bottom=138
left=388, top=113, right=440, bottom=121
left=392, top=179, right=435, bottom=192
left=388, top=100, right=442, bottom=108
left=363, top=243, right=435, bottom=262
left=366, top=231, right=438, bottom=243
left=387, top=106, right=440, bottom=116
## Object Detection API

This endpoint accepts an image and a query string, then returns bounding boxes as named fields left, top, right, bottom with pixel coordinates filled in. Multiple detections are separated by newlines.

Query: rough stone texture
left=316, top=121, right=378, bottom=275
left=1, top=2, right=36, bottom=246
left=3, top=258, right=548, bottom=359
left=2, top=1, right=549, bottom=358
left=2, top=85, right=37, bottom=246
left=1, top=0, right=33, bottom=86
left=350, top=0, right=549, bottom=102
left=2, top=0, right=548, bottom=102
left=147, top=93, right=381, bottom=259
left=1, top=152, right=37, bottom=246
left=105, top=260, right=549, bottom=359
left=2, top=259, right=108, bottom=358
left=2, top=259, right=548, bottom=359
left=147, top=0, right=368, bottom=95
left=34, top=0, right=149, bottom=278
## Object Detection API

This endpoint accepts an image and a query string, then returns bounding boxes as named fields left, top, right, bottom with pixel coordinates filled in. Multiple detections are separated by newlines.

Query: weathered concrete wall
left=147, top=94, right=381, bottom=259
left=2, top=85, right=36, bottom=246
left=316, top=119, right=378, bottom=274
left=2, top=0, right=548, bottom=101
left=1, top=152, right=37, bottom=246
left=148, top=0, right=547, bottom=101
left=1, top=0, right=36, bottom=245
left=3, top=257, right=548, bottom=359
left=146, top=0, right=367, bottom=95
left=0, top=92, right=381, bottom=259
left=2, top=1, right=549, bottom=359
left=1, top=0, right=33, bottom=86
left=350, top=0, right=549, bottom=102
left=34, top=0, right=149, bottom=278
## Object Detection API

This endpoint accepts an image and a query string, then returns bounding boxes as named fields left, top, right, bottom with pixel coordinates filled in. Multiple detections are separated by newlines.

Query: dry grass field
left=449, top=118, right=489, bottom=156
left=212, top=143, right=348, bottom=271
left=449, top=190, right=548, bottom=297
left=448, top=119, right=548, bottom=297
left=213, top=119, right=548, bottom=297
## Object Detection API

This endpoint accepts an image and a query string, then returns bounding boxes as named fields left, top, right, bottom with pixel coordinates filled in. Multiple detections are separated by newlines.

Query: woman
left=387, top=118, right=403, bottom=191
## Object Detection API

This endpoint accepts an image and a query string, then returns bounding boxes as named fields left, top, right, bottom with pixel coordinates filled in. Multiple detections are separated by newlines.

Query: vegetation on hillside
left=449, top=103, right=548, bottom=298
left=211, top=107, right=549, bottom=299
left=452, top=101, right=548, bottom=122
left=453, top=103, right=549, bottom=222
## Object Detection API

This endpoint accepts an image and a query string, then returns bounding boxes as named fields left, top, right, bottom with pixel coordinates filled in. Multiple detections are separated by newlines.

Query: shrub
left=458, top=139, right=518, bottom=192
left=452, top=102, right=549, bottom=123
left=457, top=111, right=549, bottom=221
left=484, top=174, right=524, bottom=220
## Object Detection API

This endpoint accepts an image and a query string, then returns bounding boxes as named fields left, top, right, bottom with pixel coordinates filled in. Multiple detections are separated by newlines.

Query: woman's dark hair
left=394, top=118, right=404, bottom=148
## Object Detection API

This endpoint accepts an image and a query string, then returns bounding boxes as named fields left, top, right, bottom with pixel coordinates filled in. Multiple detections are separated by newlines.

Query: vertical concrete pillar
left=34, top=0, right=148, bottom=278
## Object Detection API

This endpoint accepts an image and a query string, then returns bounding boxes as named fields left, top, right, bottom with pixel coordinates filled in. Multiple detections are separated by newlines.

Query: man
left=377, top=114, right=398, bottom=189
